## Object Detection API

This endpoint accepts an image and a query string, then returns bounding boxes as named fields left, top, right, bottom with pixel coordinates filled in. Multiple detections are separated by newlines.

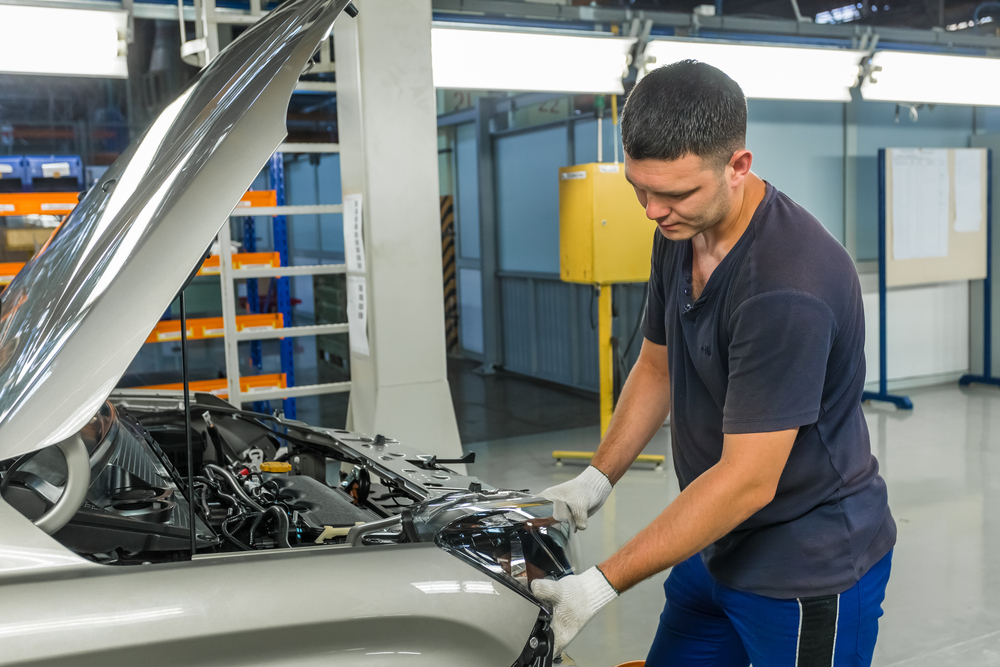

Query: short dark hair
left=620, top=60, right=747, bottom=168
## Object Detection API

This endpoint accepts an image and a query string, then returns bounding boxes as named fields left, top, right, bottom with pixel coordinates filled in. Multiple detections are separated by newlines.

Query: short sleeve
left=723, top=291, right=836, bottom=434
left=641, top=232, right=667, bottom=346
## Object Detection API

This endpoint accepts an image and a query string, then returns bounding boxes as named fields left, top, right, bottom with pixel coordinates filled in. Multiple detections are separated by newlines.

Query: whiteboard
left=885, top=147, right=988, bottom=288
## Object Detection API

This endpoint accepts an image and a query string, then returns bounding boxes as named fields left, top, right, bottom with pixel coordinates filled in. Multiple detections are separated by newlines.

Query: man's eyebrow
left=626, top=175, right=699, bottom=198
left=658, top=186, right=699, bottom=198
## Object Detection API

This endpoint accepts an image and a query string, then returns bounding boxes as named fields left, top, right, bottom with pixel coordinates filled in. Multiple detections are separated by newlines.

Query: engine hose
left=196, top=483, right=211, bottom=520
left=249, top=511, right=265, bottom=547
left=204, top=464, right=265, bottom=513
left=264, top=505, right=292, bottom=548
left=215, top=489, right=241, bottom=513
left=221, top=514, right=254, bottom=551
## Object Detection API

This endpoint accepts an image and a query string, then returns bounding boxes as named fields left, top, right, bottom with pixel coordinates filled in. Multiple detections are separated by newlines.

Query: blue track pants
left=646, top=550, right=892, bottom=667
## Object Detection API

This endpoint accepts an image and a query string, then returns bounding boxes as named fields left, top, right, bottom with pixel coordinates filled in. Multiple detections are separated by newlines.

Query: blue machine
left=24, top=155, right=84, bottom=192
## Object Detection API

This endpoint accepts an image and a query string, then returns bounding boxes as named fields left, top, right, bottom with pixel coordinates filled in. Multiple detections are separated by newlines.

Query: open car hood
left=0, top=0, right=353, bottom=461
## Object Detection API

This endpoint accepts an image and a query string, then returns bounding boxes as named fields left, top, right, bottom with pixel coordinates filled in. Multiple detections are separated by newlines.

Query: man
left=530, top=61, right=895, bottom=667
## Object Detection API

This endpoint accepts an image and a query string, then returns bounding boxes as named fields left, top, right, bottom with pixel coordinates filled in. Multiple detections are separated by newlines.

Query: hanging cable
left=622, top=283, right=649, bottom=362
left=615, top=284, right=649, bottom=402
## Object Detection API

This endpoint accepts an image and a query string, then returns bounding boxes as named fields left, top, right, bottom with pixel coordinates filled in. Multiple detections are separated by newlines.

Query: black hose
left=196, top=483, right=211, bottom=520
left=265, top=506, right=292, bottom=548
left=215, top=489, right=241, bottom=514
left=249, top=511, right=266, bottom=548
left=221, top=514, right=254, bottom=551
left=204, top=464, right=265, bottom=513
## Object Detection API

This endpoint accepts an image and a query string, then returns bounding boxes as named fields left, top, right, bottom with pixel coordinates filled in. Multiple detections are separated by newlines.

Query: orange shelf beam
left=0, top=190, right=276, bottom=218
left=197, top=251, right=280, bottom=276
left=0, top=192, right=79, bottom=217
left=145, top=313, right=283, bottom=344
left=232, top=190, right=278, bottom=210
left=138, top=373, right=287, bottom=399
left=0, top=250, right=283, bottom=287
left=0, top=262, right=25, bottom=286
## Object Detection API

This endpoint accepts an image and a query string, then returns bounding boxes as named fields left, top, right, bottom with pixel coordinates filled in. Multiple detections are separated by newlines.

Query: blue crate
left=24, top=155, right=84, bottom=191
left=0, top=156, right=27, bottom=190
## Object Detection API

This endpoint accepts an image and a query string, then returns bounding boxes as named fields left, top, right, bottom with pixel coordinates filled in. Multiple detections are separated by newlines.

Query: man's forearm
left=597, top=461, right=768, bottom=593
left=591, top=357, right=671, bottom=485
left=597, top=428, right=797, bottom=593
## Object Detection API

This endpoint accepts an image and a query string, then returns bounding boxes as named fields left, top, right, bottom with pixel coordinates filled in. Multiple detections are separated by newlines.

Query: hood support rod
left=180, top=290, right=197, bottom=558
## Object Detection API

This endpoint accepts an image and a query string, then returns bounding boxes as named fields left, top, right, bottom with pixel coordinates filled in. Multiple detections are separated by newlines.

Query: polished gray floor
left=463, top=382, right=1000, bottom=666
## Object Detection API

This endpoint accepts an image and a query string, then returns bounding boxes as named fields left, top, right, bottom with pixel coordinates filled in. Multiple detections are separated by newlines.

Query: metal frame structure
left=861, top=149, right=913, bottom=410
left=218, top=208, right=350, bottom=411
left=439, top=93, right=630, bottom=384
left=90, top=0, right=997, bottom=52
left=866, top=149, right=997, bottom=408
left=960, top=150, right=1000, bottom=389
left=178, top=0, right=353, bottom=416
left=428, top=0, right=1000, bottom=51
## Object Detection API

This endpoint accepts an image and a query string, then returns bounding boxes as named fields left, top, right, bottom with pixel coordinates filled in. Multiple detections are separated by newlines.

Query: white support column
left=334, top=0, right=463, bottom=459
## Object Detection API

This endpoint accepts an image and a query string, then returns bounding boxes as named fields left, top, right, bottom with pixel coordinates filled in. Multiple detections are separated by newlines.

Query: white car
left=0, top=1, right=576, bottom=664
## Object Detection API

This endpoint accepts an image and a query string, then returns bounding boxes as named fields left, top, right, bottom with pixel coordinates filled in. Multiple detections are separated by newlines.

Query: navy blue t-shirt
left=642, top=182, right=896, bottom=599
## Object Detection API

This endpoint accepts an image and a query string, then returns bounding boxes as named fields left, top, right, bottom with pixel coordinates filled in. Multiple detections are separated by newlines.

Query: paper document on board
left=347, top=275, right=370, bottom=356
left=954, top=149, right=983, bottom=233
left=891, top=149, right=949, bottom=260
left=342, top=193, right=366, bottom=273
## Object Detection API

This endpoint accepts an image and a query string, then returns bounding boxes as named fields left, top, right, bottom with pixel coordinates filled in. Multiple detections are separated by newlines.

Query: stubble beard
left=658, top=177, right=731, bottom=242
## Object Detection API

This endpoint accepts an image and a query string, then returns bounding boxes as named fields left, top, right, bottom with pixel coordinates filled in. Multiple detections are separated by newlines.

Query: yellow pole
left=599, top=284, right=614, bottom=436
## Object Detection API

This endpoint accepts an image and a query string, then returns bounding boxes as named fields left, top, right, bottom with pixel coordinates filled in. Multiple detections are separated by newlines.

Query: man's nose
left=645, top=199, right=671, bottom=222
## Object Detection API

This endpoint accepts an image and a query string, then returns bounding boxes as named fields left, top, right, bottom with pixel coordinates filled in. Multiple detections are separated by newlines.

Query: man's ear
left=728, top=149, right=753, bottom=183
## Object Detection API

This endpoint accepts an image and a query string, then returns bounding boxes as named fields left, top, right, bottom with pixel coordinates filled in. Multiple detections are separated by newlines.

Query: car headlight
left=406, top=490, right=580, bottom=596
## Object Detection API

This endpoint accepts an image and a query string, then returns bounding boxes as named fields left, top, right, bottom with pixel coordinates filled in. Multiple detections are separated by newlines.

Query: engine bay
left=0, top=391, right=569, bottom=667
left=0, top=392, right=497, bottom=564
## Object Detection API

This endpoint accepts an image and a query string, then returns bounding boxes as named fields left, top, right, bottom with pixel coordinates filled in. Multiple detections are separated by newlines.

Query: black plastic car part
left=513, top=612, right=554, bottom=667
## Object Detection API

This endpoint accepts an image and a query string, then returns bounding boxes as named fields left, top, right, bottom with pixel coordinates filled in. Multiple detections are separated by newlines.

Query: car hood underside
left=0, top=0, right=354, bottom=461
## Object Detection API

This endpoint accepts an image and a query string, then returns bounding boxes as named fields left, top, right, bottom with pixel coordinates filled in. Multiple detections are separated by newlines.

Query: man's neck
left=693, top=173, right=766, bottom=261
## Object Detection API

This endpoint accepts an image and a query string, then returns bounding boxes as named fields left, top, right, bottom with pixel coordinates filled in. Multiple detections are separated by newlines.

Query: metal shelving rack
left=176, top=0, right=355, bottom=417
left=217, top=141, right=348, bottom=417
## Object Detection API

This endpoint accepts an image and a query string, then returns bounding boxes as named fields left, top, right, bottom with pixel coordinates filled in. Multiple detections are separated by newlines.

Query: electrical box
left=559, top=162, right=656, bottom=285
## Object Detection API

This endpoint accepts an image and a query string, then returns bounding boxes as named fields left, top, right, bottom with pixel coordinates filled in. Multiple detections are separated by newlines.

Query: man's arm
left=591, top=338, right=672, bottom=485
left=598, top=427, right=797, bottom=593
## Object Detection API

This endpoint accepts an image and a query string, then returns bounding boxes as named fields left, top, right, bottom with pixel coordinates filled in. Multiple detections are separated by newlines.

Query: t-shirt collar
left=680, top=181, right=776, bottom=317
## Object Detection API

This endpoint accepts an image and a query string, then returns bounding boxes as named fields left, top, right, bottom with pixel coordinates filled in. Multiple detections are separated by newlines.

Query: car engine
left=0, top=393, right=576, bottom=582
left=0, top=392, right=569, bottom=666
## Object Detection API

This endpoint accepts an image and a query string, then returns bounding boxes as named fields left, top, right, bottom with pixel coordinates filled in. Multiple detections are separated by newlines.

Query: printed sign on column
left=343, top=193, right=369, bottom=356
left=347, top=274, right=370, bottom=357
left=342, top=193, right=366, bottom=274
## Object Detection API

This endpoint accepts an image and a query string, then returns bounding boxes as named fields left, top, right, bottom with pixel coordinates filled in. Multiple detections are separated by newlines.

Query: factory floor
left=453, top=371, right=1000, bottom=667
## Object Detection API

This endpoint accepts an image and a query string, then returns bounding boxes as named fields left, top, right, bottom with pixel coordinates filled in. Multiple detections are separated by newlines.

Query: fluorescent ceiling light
left=861, top=51, right=1000, bottom=106
left=432, top=26, right=635, bottom=94
left=642, top=40, right=864, bottom=102
left=0, top=5, right=127, bottom=78
left=815, top=4, right=862, bottom=24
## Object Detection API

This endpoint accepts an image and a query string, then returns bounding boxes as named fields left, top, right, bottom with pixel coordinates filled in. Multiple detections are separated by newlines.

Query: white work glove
left=540, top=465, right=613, bottom=531
left=531, top=566, right=619, bottom=656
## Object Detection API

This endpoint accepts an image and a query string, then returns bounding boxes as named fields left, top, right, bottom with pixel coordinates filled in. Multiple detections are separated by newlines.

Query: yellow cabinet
left=558, top=162, right=656, bottom=285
